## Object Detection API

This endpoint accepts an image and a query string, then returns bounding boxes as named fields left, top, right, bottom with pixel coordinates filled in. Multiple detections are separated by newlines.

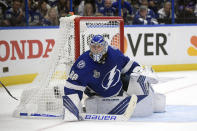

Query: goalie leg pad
left=154, top=93, right=166, bottom=113
left=85, top=95, right=131, bottom=115
left=63, top=94, right=82, bottom=121
left=127, top=79, right=155, bottom=117
left=84, top=96, right=98, bottom=114
left=129, top=88, right=166, bottom=117
left=132, top=94, right=154, bottom=117
left=126, top=75, right=151, bottom=95
left=122, top=74, right=166, bottom=117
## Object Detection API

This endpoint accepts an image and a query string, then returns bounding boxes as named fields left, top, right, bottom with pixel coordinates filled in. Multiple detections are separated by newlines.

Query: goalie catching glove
left=132, top=66, right=159, bottom=84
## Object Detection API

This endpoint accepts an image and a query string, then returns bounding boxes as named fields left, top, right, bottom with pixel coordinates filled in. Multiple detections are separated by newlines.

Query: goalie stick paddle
left=81, top=94, right=137, bottom=121
left=0, top=81, right=18, bottom=101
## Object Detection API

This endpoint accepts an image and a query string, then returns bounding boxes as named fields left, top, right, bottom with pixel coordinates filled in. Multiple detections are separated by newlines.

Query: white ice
left=0, top=71, right=197, bottom=131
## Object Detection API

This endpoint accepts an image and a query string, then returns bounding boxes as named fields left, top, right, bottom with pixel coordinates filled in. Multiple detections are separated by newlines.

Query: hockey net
left=13, top=16, right=124, bottom=119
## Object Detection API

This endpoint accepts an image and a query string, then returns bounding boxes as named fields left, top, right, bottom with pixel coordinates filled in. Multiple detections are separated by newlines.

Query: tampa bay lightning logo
left=102, top=65, right=120, bottom=90
left=77, top=60, right=85, bottom=69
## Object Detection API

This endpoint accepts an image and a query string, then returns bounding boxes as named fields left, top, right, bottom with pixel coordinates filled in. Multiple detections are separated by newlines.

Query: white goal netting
left=13, top=16, right=124, bottom=119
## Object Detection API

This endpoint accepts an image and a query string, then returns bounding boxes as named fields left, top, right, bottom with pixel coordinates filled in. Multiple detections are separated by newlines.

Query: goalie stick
left=0, top=81, right=18, bottom=101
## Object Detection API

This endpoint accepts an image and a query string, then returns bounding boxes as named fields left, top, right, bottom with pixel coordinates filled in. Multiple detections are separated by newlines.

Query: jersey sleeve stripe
left=121, top=60, right=134, bottom=74
left=65, top=81, right=86, bottom=92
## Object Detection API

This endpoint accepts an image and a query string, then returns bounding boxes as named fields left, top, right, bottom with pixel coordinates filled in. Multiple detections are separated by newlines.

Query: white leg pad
left=126, top=76, right=153, bottom=117
left=132, top=94, right=154, bottom=117
left=154, top=93, right=166, bottom=113
left=125, top=75, right=166, bottom=117
left=63, top=94, right=82, bottom=121
left=85, top=95, right=130, bottom=114
left=85, top=96, right=99, bottom=114
left=127, top=76, right=146, bottom=95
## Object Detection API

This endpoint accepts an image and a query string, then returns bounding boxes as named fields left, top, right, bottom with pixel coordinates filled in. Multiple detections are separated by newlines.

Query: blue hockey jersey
left=64, top=46, right=140, bottom=99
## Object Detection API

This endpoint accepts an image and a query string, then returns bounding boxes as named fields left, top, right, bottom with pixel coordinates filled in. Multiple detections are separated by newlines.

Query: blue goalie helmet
left=90, top=35, right=108, bottom=62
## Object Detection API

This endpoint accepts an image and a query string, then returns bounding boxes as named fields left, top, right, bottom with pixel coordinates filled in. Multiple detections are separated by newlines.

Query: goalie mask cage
left=13, top=16, right=124, bottom=119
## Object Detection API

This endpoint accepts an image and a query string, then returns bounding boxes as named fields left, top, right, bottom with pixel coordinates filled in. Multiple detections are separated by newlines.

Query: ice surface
left=0, top=71, right=197, bottom=131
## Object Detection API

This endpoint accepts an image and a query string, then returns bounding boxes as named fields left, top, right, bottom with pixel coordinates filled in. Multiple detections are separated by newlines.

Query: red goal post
left=74, top=16, right=124, bottom=60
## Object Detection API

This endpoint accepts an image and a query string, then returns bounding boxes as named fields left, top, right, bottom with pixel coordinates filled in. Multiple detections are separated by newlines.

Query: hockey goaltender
left=63, top=35, right=166, bottom=121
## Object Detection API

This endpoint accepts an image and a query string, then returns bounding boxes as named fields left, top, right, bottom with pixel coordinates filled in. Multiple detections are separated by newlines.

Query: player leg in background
left=121, top=74, right=166, bottom=117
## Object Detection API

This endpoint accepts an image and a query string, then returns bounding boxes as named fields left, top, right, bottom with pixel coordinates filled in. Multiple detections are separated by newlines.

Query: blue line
left=20, top=113, right=28, bottom=116
left=30, top=113, right=61, bottom=117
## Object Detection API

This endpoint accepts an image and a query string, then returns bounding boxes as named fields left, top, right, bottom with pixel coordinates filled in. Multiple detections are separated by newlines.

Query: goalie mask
left=89, top=35, right=108, bottom=63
